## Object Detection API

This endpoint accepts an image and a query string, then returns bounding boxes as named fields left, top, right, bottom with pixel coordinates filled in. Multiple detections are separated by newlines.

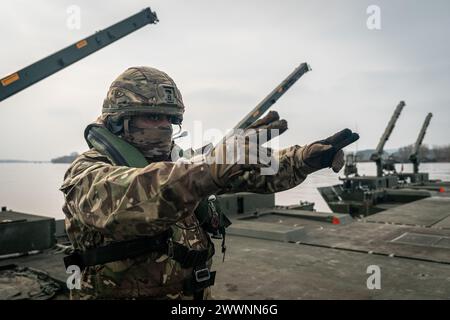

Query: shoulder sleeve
left=223, top=145, right=314, bottom=194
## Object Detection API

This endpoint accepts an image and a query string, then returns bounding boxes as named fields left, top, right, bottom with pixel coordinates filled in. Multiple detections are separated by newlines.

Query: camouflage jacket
left=60, top=145, right=312, bottom=299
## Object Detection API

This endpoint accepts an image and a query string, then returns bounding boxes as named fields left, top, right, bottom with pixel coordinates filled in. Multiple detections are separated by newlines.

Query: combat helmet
left=102, top=66, right=185, bottom=125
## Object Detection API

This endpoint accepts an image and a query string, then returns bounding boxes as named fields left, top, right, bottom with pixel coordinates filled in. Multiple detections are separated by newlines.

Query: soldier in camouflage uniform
left=60, top=66, right=359, bottom=300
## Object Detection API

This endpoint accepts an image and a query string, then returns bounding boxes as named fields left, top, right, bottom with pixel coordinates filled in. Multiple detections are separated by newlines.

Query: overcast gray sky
left=1, top=0, right=449, bottom=160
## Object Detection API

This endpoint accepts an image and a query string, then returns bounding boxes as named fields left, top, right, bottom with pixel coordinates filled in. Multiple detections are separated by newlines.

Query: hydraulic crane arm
left=410, top=112, right=433, bottom=173
left=0, top=8, right=158, bottom=102
left=184, top=63, right=311, bottom=157
left=233, top=63, right=311, bottom=130
left=370, top=101, right=406, bottom=176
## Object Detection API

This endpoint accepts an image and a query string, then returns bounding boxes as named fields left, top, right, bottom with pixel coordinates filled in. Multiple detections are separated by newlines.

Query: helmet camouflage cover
left=102, top=67, right=185, bottom=124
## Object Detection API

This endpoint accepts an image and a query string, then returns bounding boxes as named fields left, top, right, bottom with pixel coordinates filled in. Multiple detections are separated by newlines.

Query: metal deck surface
left=287, top=222, right=450, bottom=264
left=211, top=235, right=450, bottom=299
left=364, top=197, right=450, bottom=228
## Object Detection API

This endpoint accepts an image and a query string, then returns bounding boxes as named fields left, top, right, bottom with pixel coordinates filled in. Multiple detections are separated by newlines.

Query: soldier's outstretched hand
left=204, top=110, right=288, bottom=189
left=301, top=128, right=359, bottom=173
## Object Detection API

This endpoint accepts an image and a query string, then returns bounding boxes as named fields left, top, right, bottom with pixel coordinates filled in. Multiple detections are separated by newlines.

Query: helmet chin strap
left=122, top=117, right=131, bottom=137
left=172, top=124, right=182, bottom=136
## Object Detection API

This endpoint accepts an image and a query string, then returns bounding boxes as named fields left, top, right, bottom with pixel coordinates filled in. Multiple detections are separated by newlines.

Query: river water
left=1, top=162, right=449, bottom=219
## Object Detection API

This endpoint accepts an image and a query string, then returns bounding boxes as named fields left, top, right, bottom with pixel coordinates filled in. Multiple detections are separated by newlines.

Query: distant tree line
left=354, top=144, right=450, bottom=163
left=51, top=152, right=79, bottom=164
left=393, top=144, right=450, bottom=163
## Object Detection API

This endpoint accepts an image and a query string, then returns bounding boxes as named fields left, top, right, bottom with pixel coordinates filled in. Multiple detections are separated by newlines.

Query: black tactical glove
left=205, top=111, right=288, bottom=188
left=301, top=128, right=360, bottom=173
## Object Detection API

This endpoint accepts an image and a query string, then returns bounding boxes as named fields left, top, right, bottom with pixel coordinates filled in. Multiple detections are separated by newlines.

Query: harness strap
left=63, top=230, right=209, bottom=270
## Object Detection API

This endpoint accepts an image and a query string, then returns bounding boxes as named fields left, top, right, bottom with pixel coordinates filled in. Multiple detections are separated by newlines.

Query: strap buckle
left=194, top=268, right=211, bottom=282
left=175, top=245, right=209, bottom=269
